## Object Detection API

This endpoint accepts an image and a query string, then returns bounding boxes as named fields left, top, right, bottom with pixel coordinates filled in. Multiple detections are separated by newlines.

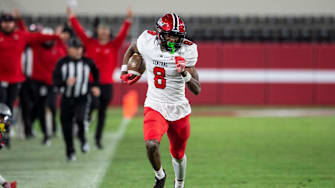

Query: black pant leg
left=60, top=97, right=75, bottom=156
left=30, top=81, right=49, bottom=139
left=19, top=81, right=34, bottom=137
left=4, top=83, right=21, bottom=148
left=0, top=82, right=8, bottom=104
left=37, top=83, right=49, bottom=139
left=47, top=86, right=58, bottom=134
left=95, top=84, right=113, bottom=143
left=88, top=92, right=99, bottom=122
left=74, top=96, right=89, bottom=145
left=5, top=83, right=21, bottom=111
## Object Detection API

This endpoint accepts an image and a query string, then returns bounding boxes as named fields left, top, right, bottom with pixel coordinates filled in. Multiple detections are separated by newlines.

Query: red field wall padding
left=111, top=43, right=335, bottom=106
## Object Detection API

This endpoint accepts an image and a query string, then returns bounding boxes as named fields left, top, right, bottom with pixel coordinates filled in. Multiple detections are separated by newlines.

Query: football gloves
left=120, top=73, right=140, bottom=85
left=175, top=56, right=186, bottom=73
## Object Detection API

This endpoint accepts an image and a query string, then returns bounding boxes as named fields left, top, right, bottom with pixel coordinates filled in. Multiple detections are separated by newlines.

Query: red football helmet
left=156, top=13, right=186, bottom=53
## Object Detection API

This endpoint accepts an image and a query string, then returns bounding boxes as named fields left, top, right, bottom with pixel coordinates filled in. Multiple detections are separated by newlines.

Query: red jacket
left=70, top=16, right=131, bottom=84
left=0, top=30, right=59, bottom=83
left=30, top=41, right=67, bottom=85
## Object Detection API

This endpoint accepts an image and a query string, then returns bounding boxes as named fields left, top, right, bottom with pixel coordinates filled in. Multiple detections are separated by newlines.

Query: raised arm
left=112, top=8, right=133, bottom=47
left=12, top=9, right=27, bottom=31
left=16, top=18, right=27, bottom=31
left=67, top=7, right=90, bottom=44
left=24, top=32, right=60, bottom=45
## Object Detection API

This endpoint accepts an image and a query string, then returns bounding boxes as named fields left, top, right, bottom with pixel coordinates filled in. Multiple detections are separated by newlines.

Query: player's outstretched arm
left=120, top=42, right=141, bottom=85
left=183, top=67, right=201, bottom=95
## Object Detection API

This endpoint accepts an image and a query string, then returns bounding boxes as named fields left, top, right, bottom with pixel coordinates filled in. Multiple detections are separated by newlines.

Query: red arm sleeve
left=25, top=32, right=60, bottom=45
left=56, top=38, right=67, bottom=52
left=111, top=19, right=131, bottom=48
left=70, top=16, right=91, bottom=45
left=16, top=18, right=27, bottom=31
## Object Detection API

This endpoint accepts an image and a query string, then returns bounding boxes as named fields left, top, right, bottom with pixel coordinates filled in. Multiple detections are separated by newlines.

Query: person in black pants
left=89, top=84, right=113, bottom=149
left=46, top=86, right=58, bottom=137
left=53, top=38, right=100, bottom=161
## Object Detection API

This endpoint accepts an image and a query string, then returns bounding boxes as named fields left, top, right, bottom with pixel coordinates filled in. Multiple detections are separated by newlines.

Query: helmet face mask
left=0, top=104, right=11, bottom=148
left=156, top=13, right=186, bottom=54
left=0, top=104, right=11, bottom=137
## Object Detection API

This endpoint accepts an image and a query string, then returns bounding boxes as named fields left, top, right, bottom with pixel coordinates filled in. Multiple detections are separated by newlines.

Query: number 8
left=153, top=67, right=166, bottom=89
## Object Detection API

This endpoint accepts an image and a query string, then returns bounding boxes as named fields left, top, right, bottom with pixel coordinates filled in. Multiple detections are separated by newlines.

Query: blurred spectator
left=27, top=27, right=66, bottom=145
left=67, top=6, right=132, bottom=149
left=0, top=12, right=60, bottom=148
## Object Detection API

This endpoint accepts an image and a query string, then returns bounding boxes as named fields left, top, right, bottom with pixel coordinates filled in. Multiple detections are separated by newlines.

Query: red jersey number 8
left=153, top=67, right=166, bottom=89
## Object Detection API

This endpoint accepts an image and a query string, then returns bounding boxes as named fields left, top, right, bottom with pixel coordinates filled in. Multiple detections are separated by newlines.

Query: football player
left=0, top=103, right=17, bottom=188
left=121, top=13, right=201, bottom=188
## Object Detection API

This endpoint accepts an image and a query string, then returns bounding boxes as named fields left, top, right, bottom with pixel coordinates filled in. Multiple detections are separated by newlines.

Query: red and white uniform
left=137, top=30, right=198, bottom=121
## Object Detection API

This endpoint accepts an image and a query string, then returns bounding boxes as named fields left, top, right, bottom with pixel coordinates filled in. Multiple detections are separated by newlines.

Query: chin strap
left=167, top=42, right=176, bottom=54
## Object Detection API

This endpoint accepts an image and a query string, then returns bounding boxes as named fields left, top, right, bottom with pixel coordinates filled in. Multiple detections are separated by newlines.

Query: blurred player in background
left=20, top=24, right=42, bottom=139
left=0, top=12, right=61, bottom=148
left=67, top=6, right=132, bottom=149
left=27, top=27, right=66, bottom=145
left=121, top=13, right=201, bottom=188
left=0, top=103, right=17, bottom=188
left=53, top=38, right=100, bottom=161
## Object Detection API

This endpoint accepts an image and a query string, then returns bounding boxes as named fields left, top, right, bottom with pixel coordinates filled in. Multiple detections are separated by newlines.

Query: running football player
left=121, top=13, right=201, bottom=188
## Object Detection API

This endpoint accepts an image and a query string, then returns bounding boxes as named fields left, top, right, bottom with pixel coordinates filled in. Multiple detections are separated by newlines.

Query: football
left=127, top=53, right=145, bottom=76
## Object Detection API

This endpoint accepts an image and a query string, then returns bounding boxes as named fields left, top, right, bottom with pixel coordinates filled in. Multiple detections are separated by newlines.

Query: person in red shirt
left=67, top=7, right=132, bottom=149
left=28, top=27, right=67, bottom=145
left=0, top=13, right=61, bottom=148
left=0, top=13, right=60, bottom=112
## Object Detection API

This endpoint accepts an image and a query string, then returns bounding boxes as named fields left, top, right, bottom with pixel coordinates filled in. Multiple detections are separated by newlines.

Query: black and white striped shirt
left=53, top=56, right=99, bottom=98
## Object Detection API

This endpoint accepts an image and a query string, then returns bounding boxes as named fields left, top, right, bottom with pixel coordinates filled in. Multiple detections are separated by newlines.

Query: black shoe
left=42, top=137, right=51, bottom=146
left=96, top=141, right=104, bottom=150
left=66, top=153, right=76, bottom=162
left=154, top=169, right=166, bottom=188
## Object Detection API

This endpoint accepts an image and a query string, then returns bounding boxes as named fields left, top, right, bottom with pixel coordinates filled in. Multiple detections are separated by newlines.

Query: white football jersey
left=137, top=30, right=198, bottom=121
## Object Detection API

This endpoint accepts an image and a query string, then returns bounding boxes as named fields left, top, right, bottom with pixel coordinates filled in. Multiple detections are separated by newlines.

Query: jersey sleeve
left=184, top=43, right=198, bottom=67
left=137, top=30, right=154, bottom=56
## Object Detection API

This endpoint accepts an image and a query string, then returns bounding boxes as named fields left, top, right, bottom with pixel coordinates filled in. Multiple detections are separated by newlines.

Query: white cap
left=41, top=27, right=54, bottom=35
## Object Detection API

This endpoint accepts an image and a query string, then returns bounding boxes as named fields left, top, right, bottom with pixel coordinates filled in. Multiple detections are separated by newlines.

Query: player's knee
left=171, top=151, right=184, bottom=160
left=170, top=146, right=186, bottom=160
left=145, top=140, right=159, bottom=153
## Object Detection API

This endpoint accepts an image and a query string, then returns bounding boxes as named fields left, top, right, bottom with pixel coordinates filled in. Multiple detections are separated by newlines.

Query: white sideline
left=91, top=118, right=131, bottom=188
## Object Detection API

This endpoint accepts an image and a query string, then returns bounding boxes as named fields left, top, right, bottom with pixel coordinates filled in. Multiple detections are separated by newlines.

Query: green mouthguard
left=167, top=42, right=176, bottom=54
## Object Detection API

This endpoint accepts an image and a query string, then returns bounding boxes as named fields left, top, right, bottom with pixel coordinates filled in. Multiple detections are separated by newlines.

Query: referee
left=53, top=38, right=100, bottom=161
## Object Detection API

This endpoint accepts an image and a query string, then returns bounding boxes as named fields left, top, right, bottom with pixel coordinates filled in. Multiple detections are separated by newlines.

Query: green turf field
left=1, top=108, right=335, bottom=188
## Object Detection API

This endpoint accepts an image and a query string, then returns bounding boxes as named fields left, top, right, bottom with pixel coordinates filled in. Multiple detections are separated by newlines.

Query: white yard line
left=92, top=118, right=131, bottom=188
left=0, top=118, right=131, bottom=188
